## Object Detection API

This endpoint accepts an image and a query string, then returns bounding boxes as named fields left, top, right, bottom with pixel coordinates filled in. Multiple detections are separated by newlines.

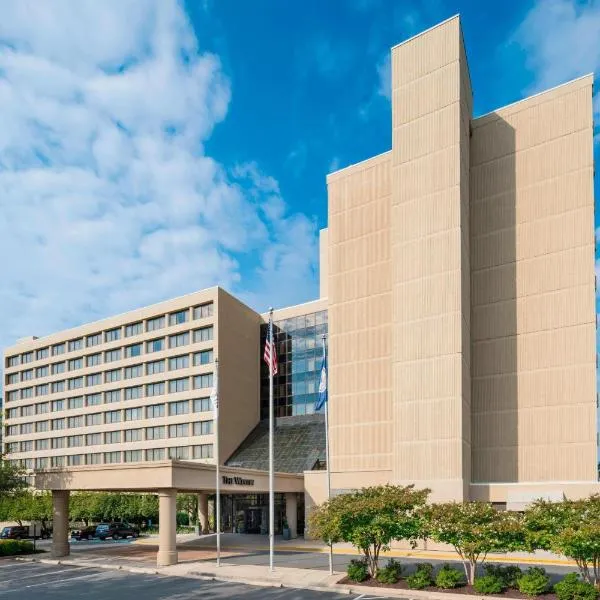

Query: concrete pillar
left=285, top=492, right=298, bottom=539
left=157, top=490, right=177, bottom=567
left=197, top=493, right=209, bottom=534
left=51, top=490, right=70, bottom=558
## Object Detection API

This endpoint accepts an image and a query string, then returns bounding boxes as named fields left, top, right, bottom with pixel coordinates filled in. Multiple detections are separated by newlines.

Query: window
left=124, top=386, right=143, bottom=400
left=146, top=382, right=164, bottom=397
left=21, top=405, right=34, bottom=417
left=146, top=338, right=164, bottom=353
left=19, top=388, right=32, bottom=400
left=51, top=456, right=65, bottom=468
left=36, top=384, right=49, bottom=396
left=145, top=426, right=165, bottom=440
left=6, top=373, right=18, bottom=385
left=51, top=381, right=65, bottom=393
left=125, top=343, right=142, bottom=358
left=105, top=328, right=121, bottom=343
left=86, top=413, right=102, bottom=426
left=36, top=402, right=49, bottom=415
left=21, top=369, right=34, bottom=381
left=22, top=352, right=33, bottom=364
left=105, top=390, right=121, bottom=403
left=169, top=378, right=189, bottom=394
left=7, top=355, right=20, bottom=368
left=193, top=326, right=213, bottom=343
left=125, top=407, right=143, bottom=421
left=193, top=350, right=213, bottom=366
left=124, top=450, right=143, bottom=462
left=68, top=396, right=84, bottom=410
left=86, top=433, right=102, bottom=446
left=36, top=365, right=49, bottom=378
left=105, top=431, right=121, bottom=444
left=36, top=347, right=49, bottom=360
left=35, top=457, right=49, bottom=469
left=87, top=353, right=102, bottom=367
left=104, top=452, right=121, bottom=464
left=168, top=423, right=189, bottom=438
left=168, top=400, right=189, bottom=416
left=169, top=332, right=189, bottom=348
left=35, top=421, right=49, bottom=433
left=20, top=441, right=33, bottom=452
left=68, top=455, right=84, bottom=467
left=68, top=435, right=84, bottom=448
left=7, top=390, right=19, bottom=402
left=86, top=373, right=101, bottom=386
left=5, top=442, right=19, bottom=453
left=193, top=303, right=213, bottom=320
left=105, top=369, right=121, bottom=383
left=6, top=408, right=18, bottom=419
left=86, top=333, right=102, bottom=347
left=168, top=446, right=189, bottom=460
left=125, top=322, right=143, bottom=337
left=52, top=399, right=64, bottom=412
left=105, top=349, right=121, bottom=363
left=193, top=444, right=213, bottom=459
left=146, top=404, right=165, bottom=419
left=52, top=343, right=65, bottom=356
left=124, top=365, right=143, bottom=379
left=105, top=410, right=121, bottom=424
left=193, top=420, right=213, bottom=436
left=68, top=358, right=83, bottom=371
left=169, top=310, right=189, bottom=326
left=68, top=377, right=83, bottom=390
left=146, top=360, right=165, bottom=376
left=86, top=393, right=102, bottom=407
left=52, top=418, right=65, bottom=430
left=193, top=373, right=213, bottom=390
left=86, top=454, right=102, bottom=465
left=35, top=439, right=49, bottom=451
left=51, top=362, right=65, bottom=375
left=68, top=416, right=83, bottom=428
left=169, top=355, right=189, bottom=371
left=146, top=448, right=165, bottom=461
left=6, top=425, right=19, bottom=437
left=146, top=316, right=165, bottom=332
left=20, top=423, right=33, bottom=435
left=124, top=429, right=142, bottom=442
left=68, top=338, right=83, bottom=352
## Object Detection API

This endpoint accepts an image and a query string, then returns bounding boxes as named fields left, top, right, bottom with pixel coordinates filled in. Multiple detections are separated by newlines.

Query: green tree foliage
left=308, top=485, right=429, bottom=577
left=176, top=494, right=198, bottom=525
left=423, top=502, right=525, bottom=585
left=524, top=496, right=600, bottom=588
left=0, top=456, right=26, bottom=497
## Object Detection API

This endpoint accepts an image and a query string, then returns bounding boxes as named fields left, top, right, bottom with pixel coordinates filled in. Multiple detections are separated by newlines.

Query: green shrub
left=406, top=563, right=434, bottom=589
left=376, top=559, right=403, bottom=584
left=484, top=564, right=523, bottom=588
left=0, top=540, right=35, bottom=556
left=435, top=564, right=465, bottom=589
left=473, top=575, right=506, bottom=594
left=517, top=567, right=551, bottom=597
left=347, top=559, right=369, bottom=582
left=555, top=573, right=599, bottom=600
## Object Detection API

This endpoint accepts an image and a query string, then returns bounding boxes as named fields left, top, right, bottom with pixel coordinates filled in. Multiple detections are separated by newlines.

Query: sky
left=0, top=0, right=599, bottom=355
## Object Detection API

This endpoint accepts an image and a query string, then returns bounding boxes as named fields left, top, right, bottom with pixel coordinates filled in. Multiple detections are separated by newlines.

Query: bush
left=473, top=575, right=506, bottom=595
left=555, top=573, right=599, bottom=600
left=484, top=564, right=523, bottom=588
left=376, top=559, right=403, bottom=584
left=406, top=563, right=434, bottom=589
left=0, top=540, right=35, bottom=556
left=176, top=512, right=189, bottom=527
left=517, top=567, right=551, bottom=597
left=436, top=564, right=465, bottom=589
left=347, top=559, right=369, bottom=582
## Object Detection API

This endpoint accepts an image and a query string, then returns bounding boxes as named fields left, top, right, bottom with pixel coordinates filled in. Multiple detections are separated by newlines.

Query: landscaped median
left=0, top=540, right=42, bottom=557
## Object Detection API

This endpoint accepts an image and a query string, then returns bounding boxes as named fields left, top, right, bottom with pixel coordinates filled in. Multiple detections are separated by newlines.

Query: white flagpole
left=322, top=334, right=333, bottom=575
left=268, top=308, right=275, bottom=572
left=211, top=358, right=221, bottom=567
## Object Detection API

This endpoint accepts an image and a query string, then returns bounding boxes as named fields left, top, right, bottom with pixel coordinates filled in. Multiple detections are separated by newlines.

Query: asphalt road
left=0, top=560, right=391, bottom=600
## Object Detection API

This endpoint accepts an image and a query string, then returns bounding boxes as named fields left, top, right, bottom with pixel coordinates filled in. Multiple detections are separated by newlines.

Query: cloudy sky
left=0, top=0, right=598, bottom=355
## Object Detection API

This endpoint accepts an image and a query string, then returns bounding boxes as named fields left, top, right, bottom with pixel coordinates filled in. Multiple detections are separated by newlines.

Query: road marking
left=0, top=566, right=86, bottom=585
left=354, top=595, right=390, bottom=600
left=0, top=571, right=103, bottom=594
left=0, top=562, right=40, bottom=569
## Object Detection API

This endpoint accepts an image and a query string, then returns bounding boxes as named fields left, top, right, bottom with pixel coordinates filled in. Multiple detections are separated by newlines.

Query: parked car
left=71, top=525, right=98, bottom=541
left=95, top=522, right=139, bottom=540
left=0, top=525, right=51, bottom=540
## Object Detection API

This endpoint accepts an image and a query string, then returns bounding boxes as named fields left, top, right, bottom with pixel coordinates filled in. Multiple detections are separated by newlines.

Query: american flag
left=263, top=316, right=278, bottom=376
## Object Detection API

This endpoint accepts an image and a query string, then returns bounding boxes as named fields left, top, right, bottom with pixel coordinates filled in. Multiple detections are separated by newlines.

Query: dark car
left=95, top=522, right=139, bottom=541
left=71, top=525, right=98, bottom=541
left=0, top=526, right=29, bottom=540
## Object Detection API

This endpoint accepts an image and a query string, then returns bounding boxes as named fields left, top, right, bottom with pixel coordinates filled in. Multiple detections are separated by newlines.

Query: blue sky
left=0, top=0, right=598, bottom=351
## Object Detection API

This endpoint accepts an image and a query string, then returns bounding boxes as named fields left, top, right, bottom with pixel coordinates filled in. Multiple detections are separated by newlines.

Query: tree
left=309, top=485, right=430, bottom=577
left=0, top=456, right=26, bottom=497
left=424, top=502, right=525, bottom=585
left=524, top=496, right=600, bottom=588
left=177, top=494, right=198, bottom=525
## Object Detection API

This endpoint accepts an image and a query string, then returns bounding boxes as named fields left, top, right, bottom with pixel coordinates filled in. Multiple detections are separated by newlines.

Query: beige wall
left=320, top=228, right=329, bottom=299
left=470, top=75, right=597, bottom=483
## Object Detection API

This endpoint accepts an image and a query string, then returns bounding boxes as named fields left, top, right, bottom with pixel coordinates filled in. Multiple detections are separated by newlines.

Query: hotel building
left=2, top=16, right=598, bottom=565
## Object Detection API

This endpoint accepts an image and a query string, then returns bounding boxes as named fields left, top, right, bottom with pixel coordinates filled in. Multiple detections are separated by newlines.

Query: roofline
left=390, top=14, right=460, bottom=51
left=326, top=150, right=391, bottom=181
left=260, top=297, right=326, bottom=319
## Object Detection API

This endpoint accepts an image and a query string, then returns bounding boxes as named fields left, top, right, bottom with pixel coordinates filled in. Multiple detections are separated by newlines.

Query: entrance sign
left=222, top=476, right=255, bottom=486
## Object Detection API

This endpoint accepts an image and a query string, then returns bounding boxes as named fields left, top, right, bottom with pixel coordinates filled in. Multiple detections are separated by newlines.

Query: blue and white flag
left=315, top=342, right=327, bottom=411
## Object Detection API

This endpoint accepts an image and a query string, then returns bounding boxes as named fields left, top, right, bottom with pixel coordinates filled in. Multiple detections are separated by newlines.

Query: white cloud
left=376, top=53, right=391, bottom=101
left=0, top=0, right=319, bottom=349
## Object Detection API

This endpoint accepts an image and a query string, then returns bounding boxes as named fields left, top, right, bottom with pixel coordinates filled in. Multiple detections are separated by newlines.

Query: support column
left=157, top=490, right=177, bottom=567
left=197, top=493, right=209, bottom=534
left=285, top=492, right=298, bottom=539
left=51, top=490, right=70, bottom=558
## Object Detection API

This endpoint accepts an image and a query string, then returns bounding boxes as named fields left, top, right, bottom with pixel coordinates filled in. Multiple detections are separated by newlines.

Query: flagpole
left=322, top=334, right=333, bottom=575
left=268, top=308, right=275, bottom=572
left=212, top=358, right=221, bottom=567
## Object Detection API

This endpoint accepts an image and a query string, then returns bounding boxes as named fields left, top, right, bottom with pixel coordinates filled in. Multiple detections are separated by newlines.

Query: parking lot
left=0, top=560, right=391, bottom=599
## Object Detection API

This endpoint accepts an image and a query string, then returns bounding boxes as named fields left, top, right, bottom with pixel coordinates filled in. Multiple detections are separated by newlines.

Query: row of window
left=12, top=444, right=214, bottom=469
left=5, top=370, right=214, bottom=405
left=5, top=304, right=214, bottom=369
left=5, top=330, right=214, bottom=387
left=6, top=421, right=214, bottom=453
